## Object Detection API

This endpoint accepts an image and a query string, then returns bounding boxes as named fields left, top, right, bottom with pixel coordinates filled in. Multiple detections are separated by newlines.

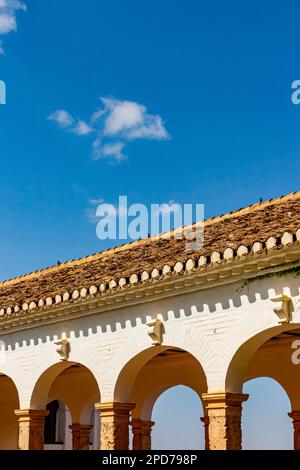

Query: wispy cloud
left=48, top=109, right=74, bottom=128
left=93, top=141, right=127, bottom=163
left=85, top=196, right=104, bottom=223
left=0, top=0, right=26, bottom=54
left=72, top=120, right=93, bottom=136
left=48, top=96, right=170, bottom=164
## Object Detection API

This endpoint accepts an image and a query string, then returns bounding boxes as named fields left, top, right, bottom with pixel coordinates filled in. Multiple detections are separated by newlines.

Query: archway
left=225, top=325, right=300, bottom=450
left=113, top=346, right=207, bottom=450
left=242, top=378, right=292, bottom=449
left=30, top=362, right=100, bottom=450
left=0, top=373, right=19, bottom=449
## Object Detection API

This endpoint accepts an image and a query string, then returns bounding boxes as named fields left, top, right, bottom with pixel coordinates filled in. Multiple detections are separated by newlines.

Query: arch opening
left=115, top=346, right=207, bottom=450
left=242, top=377, right=293, bottom=450
left=151, top=385, right=204, bottom=450
left=0, top=373, right=20, bottom=450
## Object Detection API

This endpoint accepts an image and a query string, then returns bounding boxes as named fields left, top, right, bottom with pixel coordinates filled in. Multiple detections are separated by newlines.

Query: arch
left=225, top=324, right=300, bottom=392
left=242, top=377, right=293, bottom=449
left=130, top=348, right=207, bottom=420
left=0, top=373, right=20, bottom=449
left=30, top=362, right=100, bottom=423
left=114, top=345, right=207, bottom=404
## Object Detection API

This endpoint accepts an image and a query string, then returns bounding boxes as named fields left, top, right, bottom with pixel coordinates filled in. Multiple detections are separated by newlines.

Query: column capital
left=202, top=392, right=249, bottom=409
left=131, top=419, right=155, bottom=430
left=14, top=409, right=49, bottom=421
left=95, top=402, right=135, bottom=416
left=69, top=423, right=93, bottom=431
left=288, top=410, right=300, bottom=422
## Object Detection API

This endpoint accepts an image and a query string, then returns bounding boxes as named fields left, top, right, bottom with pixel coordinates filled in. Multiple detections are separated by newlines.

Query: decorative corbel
left=147, top=318, right=163, bottom=345
left=271, top=294, right=292, bottom=324
left=54, top=337, right=70, bottom=361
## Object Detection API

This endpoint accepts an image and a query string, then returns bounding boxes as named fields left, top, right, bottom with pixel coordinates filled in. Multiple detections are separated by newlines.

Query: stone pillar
left=14, top=409, right=49, bottom=450
left=131, top=420, right=154, bottom=450
left=95, top=402, right=135, bottom=450
left=201, top=392, right=248, bottom=450
left=200, top=416, right=209, bottom=450
left=69, top=423, right=93, bottom=450
left=288, top=411, right=300, bottom=450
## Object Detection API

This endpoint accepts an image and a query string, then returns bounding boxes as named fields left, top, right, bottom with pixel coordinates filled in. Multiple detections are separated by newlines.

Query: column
left=200, top=415, right=209, bottom=450
left=14, top=409, right=49, bottom=450
left=288, top=411, right=300, bottom=450
left=131, top=420, right=154, bottom=450
left=95, top=402, right=135, bottom=450
left=201, top=392, right=248, bottom=450
left=69, top=423, right=93, bottom=450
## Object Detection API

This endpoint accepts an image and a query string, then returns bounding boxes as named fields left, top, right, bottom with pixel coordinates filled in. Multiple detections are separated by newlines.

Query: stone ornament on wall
left=55, top=337, right=70, bottom=361
left=146, top=317, right=163, bottom=345
left=271, top=292, right=292, bottom=324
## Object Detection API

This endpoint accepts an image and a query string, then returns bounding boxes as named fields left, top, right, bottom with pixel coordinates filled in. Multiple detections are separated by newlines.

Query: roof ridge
left=1, top=189, right=299, bottom=288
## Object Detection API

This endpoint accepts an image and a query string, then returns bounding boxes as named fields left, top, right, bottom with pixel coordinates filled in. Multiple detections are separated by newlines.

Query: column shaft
left=95, top=402, right=135, bottom=450
left=131, top=420, right=154, bottom=450
left=202, top=392, right=248, bottom=450
left=69, top=423, right=93, bottom=450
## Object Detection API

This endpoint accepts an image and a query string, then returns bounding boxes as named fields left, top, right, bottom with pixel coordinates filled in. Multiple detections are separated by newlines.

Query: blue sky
left=0, top=0, right=299, bottom=448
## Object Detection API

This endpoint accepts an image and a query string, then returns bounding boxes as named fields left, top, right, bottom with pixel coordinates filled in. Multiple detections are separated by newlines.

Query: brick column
left=95, top=402, right=135, bottom=450
left=288, top=411, right=300, bottom=450
left=201, top=393, right=248, bottom=450
left=131, top=420, right=154, bottom=450
left=15, top=409, right=49, bottom=450
left=69, top=423, right=93, bottom=450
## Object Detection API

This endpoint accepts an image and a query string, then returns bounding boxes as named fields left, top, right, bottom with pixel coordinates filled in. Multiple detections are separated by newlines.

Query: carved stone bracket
left=271, top=293, right=292, bottom=324
left=146, top=318, right=163, bottom=345
left=54, top=337, right=70, bottom=361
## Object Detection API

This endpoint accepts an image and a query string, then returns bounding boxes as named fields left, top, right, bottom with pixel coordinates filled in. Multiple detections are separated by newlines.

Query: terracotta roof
left=1, top=191, right=300, bottom=312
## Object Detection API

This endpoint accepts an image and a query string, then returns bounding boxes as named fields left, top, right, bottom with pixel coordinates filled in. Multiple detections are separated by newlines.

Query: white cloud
left=126, top=114, right=169, bottom=140
left=100, top=97, right=169, bottom=141
left=102, top=98, right=145, bottom=135
left=72, top=120, right=93, bottom=136
left=48, top=109, right=75, bottom=128
left=0, top=12, right=16, bottom=34
left=49, top=96, right=169, bottom=164
left=0, top=0, right=26, bottom=53
left=93, top=141, right=127, bottom=163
